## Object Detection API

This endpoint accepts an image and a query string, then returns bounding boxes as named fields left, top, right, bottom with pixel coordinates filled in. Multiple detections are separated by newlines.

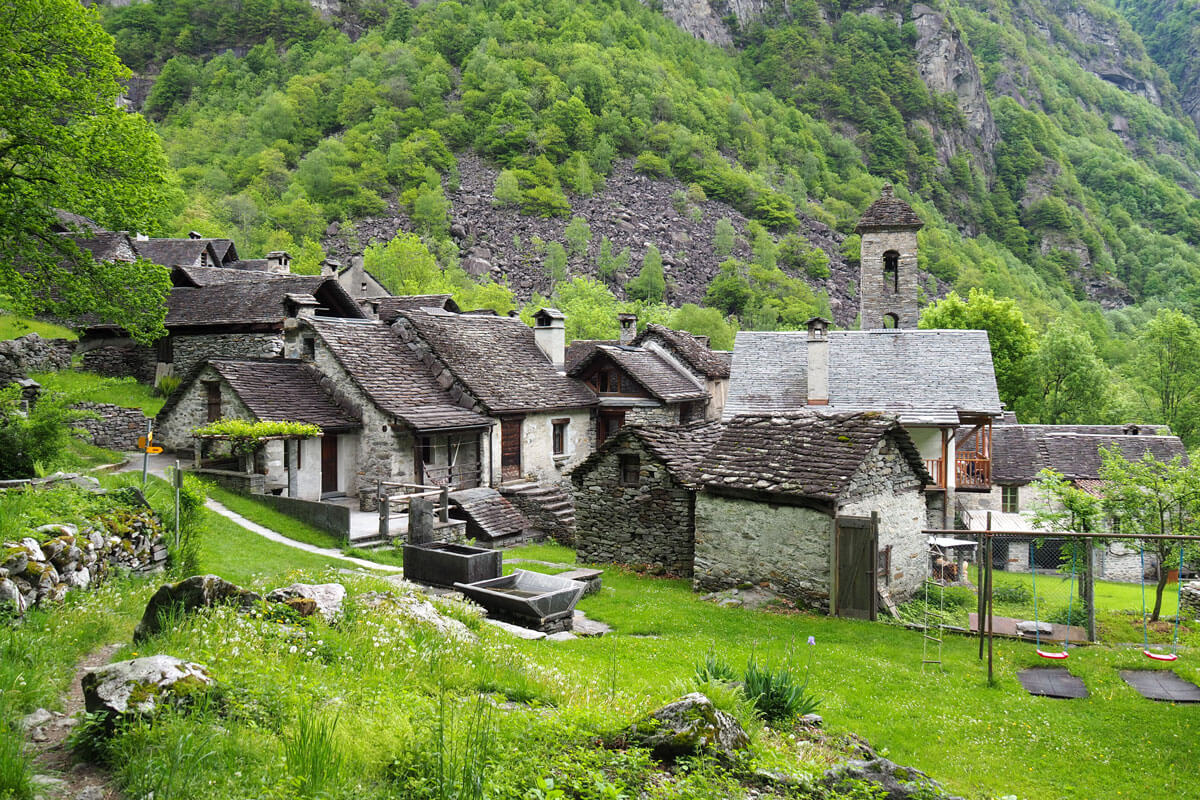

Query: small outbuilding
left=569, top=422, right=723, bottom=576
left=693, top=411, right=931, bottom=617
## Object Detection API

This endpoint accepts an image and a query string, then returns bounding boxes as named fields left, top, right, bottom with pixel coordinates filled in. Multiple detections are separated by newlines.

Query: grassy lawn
left=204, top=483, right=405, bottom=568
left=496, top=545, right=1200, bottom=800
left=32, top=370, right=163, bottom=416
left=0, top=310, right=76, bottom=341
left=194, top=505, right=353, bottom=584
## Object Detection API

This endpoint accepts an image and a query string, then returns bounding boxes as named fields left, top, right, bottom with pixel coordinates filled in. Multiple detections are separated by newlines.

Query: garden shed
left=693, top=411, right=931, bottom=617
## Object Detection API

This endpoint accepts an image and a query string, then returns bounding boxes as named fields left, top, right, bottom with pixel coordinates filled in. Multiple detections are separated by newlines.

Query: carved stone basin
left=403, top=541, right=502, bottom=588
left=455, top=569, right=585, bottom=632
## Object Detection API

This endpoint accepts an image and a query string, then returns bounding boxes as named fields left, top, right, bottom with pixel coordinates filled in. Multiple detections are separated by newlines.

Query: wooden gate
left=500, top=417, right=523, bottom=482
left=834, top=513, right=878, bottom=620
left=321, top=435, right=338, bottom=495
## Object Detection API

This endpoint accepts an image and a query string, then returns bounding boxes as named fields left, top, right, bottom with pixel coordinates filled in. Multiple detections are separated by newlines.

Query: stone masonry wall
left=694, top=494, right=835, bottom=611
left=627, top=404, right=682, bottom=426
left=172, top=333, right=284, bottom=378
left=0, top=333, right=74, bottom=384
left=859, top=228, right=919, bottom=329
left=155, top=365, right=256, bottom=451
left=572, top=439, right=695, bottom=576
left=839, top=436, right=929, bottom=602
left=72, top=403, right=148, bottom=451
left=80, top=341, right=156, bottom=383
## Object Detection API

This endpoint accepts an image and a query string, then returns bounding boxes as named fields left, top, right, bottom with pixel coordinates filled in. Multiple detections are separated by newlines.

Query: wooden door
left=500, top=418, right=522, bottom=482
left=835, top=514, right=878, bottom=620
left=321, top=435, right=338, bottom=494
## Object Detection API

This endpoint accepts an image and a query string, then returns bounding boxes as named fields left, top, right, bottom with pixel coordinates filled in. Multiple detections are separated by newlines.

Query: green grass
left=0, top=311, right=76, bottom=341
left=203, top=484, right=405, bottom=569
left=31, top=370, right=162, bottom=416
left=194, top=506, right=350, bottom=584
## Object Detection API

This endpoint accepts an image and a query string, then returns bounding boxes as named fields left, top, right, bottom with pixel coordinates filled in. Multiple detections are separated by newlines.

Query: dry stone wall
left=0, top=333, right=74, bottom=384
left=81, top=341, right=156, bottom=383
left=73, top=402, right=148, bottom=451
left=573, top=439, right=695, bottom=576
left=172, top=333, right=284, bottom=378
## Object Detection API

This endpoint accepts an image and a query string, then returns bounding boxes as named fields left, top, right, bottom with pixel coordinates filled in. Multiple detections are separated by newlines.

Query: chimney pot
left=806, top=317, right=831, bottom=405
left=618, top=313, right=637, bottom=345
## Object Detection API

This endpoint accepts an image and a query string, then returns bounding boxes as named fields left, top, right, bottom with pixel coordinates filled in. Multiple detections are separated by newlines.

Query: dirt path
left=26, top=642, right=124, bottom=800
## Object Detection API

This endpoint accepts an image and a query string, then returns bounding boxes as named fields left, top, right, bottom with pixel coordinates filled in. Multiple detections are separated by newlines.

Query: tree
left=551, top=277, right=620, bottom=341
left=1024, top=318, right=1110, bottom=424
left=668, top=303, right=736, bottom=350
left=1, top=0, right=178, bottom=339
left=1101, top=448, right=1200, bottom=621
left=493, top=170, right=522, bottom=207
left=564, top=215, right=591, bottom=259
left=626, top=245, right=665, bottom=303
left=1132, top=308, right=1200, bottom=445
left=713, top=218, right=736, bottom=258
left=919, top=289, right=1037, bottom=409
left=363, top=233, right=451, bottom=295
left=542, top=241, right=567, bottom=283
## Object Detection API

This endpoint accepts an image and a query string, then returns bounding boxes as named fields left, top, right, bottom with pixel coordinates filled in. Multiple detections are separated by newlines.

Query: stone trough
left=455, top=569, right=585, bottom=633
left=403, top=541, right=502, bottom=589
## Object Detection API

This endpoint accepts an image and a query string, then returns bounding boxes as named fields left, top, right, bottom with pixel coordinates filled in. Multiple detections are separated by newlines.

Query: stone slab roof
left=166, top=276, right=363, bottom=328
left=69, top=232, right=136, bottom=263
left=309, top=318, right=490, bottom=432
left=52, top=210, right=103, bottom=234
left=570, top=421, right=723, bottom=488
left=208, top=359, right=360, bottom=431
left=565, top=340, right=617, bottom=372
left=570, top=344, right=707, bottom=403
left=173, top=266, right=265, bottom=287
left=699, top=411, right=929, bottom=501
left=855, top=185, right=924, bottom=232
left=632, top=324, right=731, bottom=379
left=725, top=329, right=1001, bottom=425
left=133, top=238, right=214, bottom=268
left=992, top=425, right=1188, bottom=484
left=375, top=295, right=460, bottom=324
left=449, top=487, right=531, bottom=541
left=398, top=310, right=597, bottom=414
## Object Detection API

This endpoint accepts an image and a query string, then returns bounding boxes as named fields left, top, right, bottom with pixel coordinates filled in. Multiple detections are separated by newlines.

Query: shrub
left=693, top=650, right=737, bottom=684
left=493, top=169, right=522, bottom=207
left=742, top=656, right=819, bottom=722
left=1046, top=603, right=1088, bottom=627
left=0, top=384, right=77, bottom=480
left=992, top=584, right=1032, bottom=604
left=634, top=151, right=671, bottom=177
left=154, top=374, right=182, bottom=398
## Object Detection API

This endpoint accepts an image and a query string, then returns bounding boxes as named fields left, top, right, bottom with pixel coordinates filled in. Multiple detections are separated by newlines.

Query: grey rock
left=824, top=757, right=963, bottom=800
left=1016, top=620, right=1053, bottom=635
left=20, top=708, right=53, bottom=730
left=19, top=538, right=45, bottom=562
left=81, top=655, right=213, bottom=717
left=30, top=774, right=65, bottom=789
left=800, top=713, right=824, bottom=728
left=134, top=575, right=261, bottom=642
left=358, top=591, right=476, bottom=641
left=266, top=582, right=346, bottom=623
left=482, top=617, right=545, bottom=640
left=76, top=787, right=105, bottom=800
left=627, top=692, right=750, bottom=762
left=0, top=578, right=25, bottom=615
left=36, top=523, right=78, bottom=538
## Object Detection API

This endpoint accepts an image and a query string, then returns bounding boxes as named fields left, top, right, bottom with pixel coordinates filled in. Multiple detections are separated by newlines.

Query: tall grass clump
left=693, top=649, right=737, bottom=684
left=0, top=711, right=34, bottom=800
left=284, top=707, right=344, bottom=797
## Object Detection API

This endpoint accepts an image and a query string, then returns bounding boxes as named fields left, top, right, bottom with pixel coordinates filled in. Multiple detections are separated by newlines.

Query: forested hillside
left=88, top=0, right=1200, bottom=440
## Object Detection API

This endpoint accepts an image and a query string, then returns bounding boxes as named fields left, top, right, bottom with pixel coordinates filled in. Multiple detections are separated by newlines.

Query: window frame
left=552, top=418, right=569, bottom=456
left=204, top=382, right=221, bottom=423
left=1001, top=485, right=1019, bottom=514
left=618, top=453, right=640, bottom=486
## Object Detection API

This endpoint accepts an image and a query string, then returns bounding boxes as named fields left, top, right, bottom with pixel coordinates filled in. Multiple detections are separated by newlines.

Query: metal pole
left=377, top=480, right=388, bottom=541
left=986, top=533, right=995, bottom=685
left=173, top=459, right=181, bottom=549
left=141, top=419, right=152, bottom=485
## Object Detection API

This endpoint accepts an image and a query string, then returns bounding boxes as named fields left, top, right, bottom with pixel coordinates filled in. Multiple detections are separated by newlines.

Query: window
left=552, top=419, right=569, bottom=456
left=421, top=436, right=433, bottom=464
left=679, top=402, right=694, bottom=425
left=619, top=454, right=640, bottom=486
left=204, top=382, right=221, bottom=422
left=883, top=250, right=899, bottom=292
left=883, top=313, right=899, bottom=329
left=303, top=337, right=316, bottom=360
left=1002, top=485, right=1019, bottom=514
left=596, top=369, right=621, bottom=393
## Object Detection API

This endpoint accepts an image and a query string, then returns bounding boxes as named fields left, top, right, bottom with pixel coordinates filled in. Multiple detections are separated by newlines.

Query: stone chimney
left=188, top=231, right=203, bottom=240
left=806, top=317, right=831, bottom=406
left=618, top=313, right=637, bottom=345
left=532, top=308, right=566, bottom=371
left=320, top=258, right=340, bottom=278
left=266, top=250, right=291, bottom=274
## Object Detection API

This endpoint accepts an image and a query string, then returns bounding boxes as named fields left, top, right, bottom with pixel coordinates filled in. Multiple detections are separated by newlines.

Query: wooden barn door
left=321, top=435, right=338, bottom=494
left=500, top=417, right=523, bottom=482
left=835, top=514, right=878, bottom=620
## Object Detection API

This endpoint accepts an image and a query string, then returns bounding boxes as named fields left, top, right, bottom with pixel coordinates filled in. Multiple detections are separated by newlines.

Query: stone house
left=333, top=256, right=389, bottom=299
left=156, top=358, right=361, bottom=500
left=631, top=323, right=731, bottom=420
left=570, top=421, right=723, bottom=576
left=132, top=237, right=227, bottom=270
left=391, top=306, right=598, bottom=486
left=693, top=412, right=931, bottom=614
left=725, top=318, right=1002, bottom=529
left=961, top=420, right=1187, bottom=581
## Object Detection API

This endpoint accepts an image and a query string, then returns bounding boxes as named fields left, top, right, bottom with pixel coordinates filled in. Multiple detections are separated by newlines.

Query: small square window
left=1001, top=485, right=1019, bottom=514
left=552, top=419, right=568, bottom=456
left=619, top=453, right=640, bottom=486
left=303, top=337, right=316, bottom=360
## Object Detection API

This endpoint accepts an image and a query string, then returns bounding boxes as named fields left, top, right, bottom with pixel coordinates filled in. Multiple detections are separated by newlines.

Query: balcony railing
left=924, top=458, right=945, bottom=487
left=956, top=457, right=991, bottom=490
left=421, top=462, right=482, bottom=491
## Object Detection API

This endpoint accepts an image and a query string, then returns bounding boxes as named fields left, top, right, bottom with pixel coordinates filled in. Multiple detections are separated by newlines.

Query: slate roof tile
left=166, top=276, right=364, bottom=328
left=570, top=421, right=723, bottom=488
left=855, top=185, right=924, bottom=232
left=375, top=295, right=460, bottom=324
left=207, top=359, right=360, bottom=431
left=699, top=411, right=928, bottom=501
left=565, top=340, right=617, bottom=373
left=133, top=238, right=214, bottom=268
left=992, top=425, right=1188, bottom=483
left=632, top=324, right=731, bottom=378
left=398, top=310, right=597, bottom=414
left=309, top=318, right=490, bottom=432
left=570, top=345, right=707, bottom=403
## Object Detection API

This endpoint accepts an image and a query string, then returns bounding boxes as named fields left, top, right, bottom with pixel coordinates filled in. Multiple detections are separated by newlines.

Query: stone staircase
left=498, top=481, right=577, bottom=545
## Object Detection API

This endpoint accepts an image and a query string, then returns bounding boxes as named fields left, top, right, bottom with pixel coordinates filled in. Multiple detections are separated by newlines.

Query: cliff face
left=1113, top=0, right=1200, bottom=133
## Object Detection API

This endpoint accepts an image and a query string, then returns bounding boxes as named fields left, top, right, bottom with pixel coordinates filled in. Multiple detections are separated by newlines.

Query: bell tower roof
left=855, top=184, right=924, bottom=233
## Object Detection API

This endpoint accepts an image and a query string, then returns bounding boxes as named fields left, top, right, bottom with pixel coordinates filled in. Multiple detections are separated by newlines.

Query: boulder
left=0, top=578, right=27, bottom=615
left=19, top=538, right=45, bottom=562
left=627, top=692, right=749, bottom=762
left=134, top=575, right=260, bottom=641
left=1, top=545, right=28, bottom=576
left=265, top=582, right=346, bottom=623
left=824, top=757, right=963, bottom=800
left=358, top=591, right=475, bottom=642
left=81, top=655, right=212, bottom=717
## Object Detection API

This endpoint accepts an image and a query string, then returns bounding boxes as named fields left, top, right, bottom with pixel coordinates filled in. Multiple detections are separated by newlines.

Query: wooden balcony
left=955, top=457, right=991, bottom=490
left=924, top=458, right=945, bottom=488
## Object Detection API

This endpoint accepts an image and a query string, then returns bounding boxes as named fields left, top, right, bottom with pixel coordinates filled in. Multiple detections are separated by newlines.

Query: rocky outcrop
left=627, top=692, right=750, bottom=762
left=824, top=757, right=963, bottom=800
left=0, top=332, right=73, bottom=385
left=911, top=4, right=998, bottom=163
left=82, top=655, right=213, bottom=717
left=134, top=575, right=261, bottom=641
left=357, top=590, right=477, bottom=642
left=1043, top=0, right=1163, bottom=107
left=265, top=582, right=346, bottom=623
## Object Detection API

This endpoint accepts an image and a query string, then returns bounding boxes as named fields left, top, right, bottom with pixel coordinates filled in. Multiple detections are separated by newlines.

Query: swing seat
left=1143, top=650, right=1178, bottom=662
left=1037, top=649, right=1070, bottom=660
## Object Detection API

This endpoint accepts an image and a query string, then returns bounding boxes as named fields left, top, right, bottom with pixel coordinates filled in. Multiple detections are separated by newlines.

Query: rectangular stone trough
left=455, top=569, right=585, bottom=633
left=403, top=541, right=502, bottom=589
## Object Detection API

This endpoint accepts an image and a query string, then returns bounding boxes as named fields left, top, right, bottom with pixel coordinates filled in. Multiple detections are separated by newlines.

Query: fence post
left=141, top=418, right=153, bottom=486
left=377, top=480, right=388, bottom=541
left=439, top=485, right=450, bottom=523
left=1085, top=542, right=1097, bottom=642
left=173, top=460, right=182, bottom=550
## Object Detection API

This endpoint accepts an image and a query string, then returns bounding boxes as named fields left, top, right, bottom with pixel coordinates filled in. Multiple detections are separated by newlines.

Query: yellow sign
left=137, top=436, right=147, bottom=448
left=146, top=446, right=164, bottom=455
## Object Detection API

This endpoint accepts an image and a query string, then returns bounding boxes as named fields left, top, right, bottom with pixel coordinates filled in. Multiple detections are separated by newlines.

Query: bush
left=992, top=584, right=1032, bottom=604
left=634, top=151, right=671, bottom=177
left=1046, top=603, right=1089, bottom=627
left=742, top=656, right=818, bottom=722
left=0, top=385, right=77, bottom=480
left=154, top=374, right=182, bottom=398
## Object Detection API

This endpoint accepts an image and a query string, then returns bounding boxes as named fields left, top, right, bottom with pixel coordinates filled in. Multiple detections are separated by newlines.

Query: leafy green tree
left=668, top=303, right=736, bottom=350
left=704, top=260, right=753, bottom=318
left=552, top=277, right=620, bottom=341
left=713, top=218, right=736, bottom=258
left=626, top=245, right=666, bottom=303
left=411, top=179, right=451, bottom=239
left=564, top=215, right=591, bottom=259
left=596, top=237, right=630, bottom=282
left=1, top=0, right=177, bottom=340
left=493, top=170, right=522, bottom=207
left=779, top=234, right=830, bottom=279
left=363, top=232, right=451, bottom=295
left=1101, top=448, right=1200, bottom=621
left=919, top=289, right=1037, bottom=410
left=542, top=241, right=567, bottom=283
left=1131, top=308, right=1200, bottom=444
left=1024, top=318, right=1111, bottom=424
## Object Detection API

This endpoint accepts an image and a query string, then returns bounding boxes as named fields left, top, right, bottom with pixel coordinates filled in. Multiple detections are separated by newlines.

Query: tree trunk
left=1152, top=568, right=1168, bottom=623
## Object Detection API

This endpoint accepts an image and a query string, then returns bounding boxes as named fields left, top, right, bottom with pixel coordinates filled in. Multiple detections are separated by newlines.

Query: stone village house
left=693, top=412, right=931, bottom=614
left=959, top=418, right=1188, bottom=581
